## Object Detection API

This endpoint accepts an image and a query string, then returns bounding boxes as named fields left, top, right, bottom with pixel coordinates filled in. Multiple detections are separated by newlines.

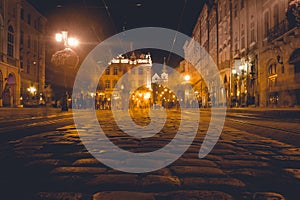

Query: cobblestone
left=141, top=175, right=181, bottom=191
left=93, top=191, right=155, bottom=200
left=181, top=177, right=246, bottom=189
left=170, top=166, right=225, bottom=177
left=50, top=166, right=107, bottom=174
left=36, top=192, right=91, bottom=200
left=1, top=110, right=300, bottom=199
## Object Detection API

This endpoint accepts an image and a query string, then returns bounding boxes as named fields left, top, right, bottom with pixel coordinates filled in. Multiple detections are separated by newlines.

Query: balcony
left=267, top=20, right=291, bottom=42
left=267, top=4, right=300, bottom=43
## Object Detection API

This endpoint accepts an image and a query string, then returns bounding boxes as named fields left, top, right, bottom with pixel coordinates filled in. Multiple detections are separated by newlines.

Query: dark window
left=20, top=8, right=24, bottom=20
left=20, top=31, right=24, bottom=45
left=264, top=12, right=270, bottom=37
left=269, top=63, right=277, bottom=75
left=7, top=26, right=14, bottom=57
left=241, top=0, right=244, bottom=9
left=27, top=14, right=31, bottom=25
left=20, top=56, right=24, bottom=69
left=295, top=62, right=300, bottom=73
left=274, top=4, right=279, bottom=27
left=113, top=66, right=118, bottom=75
left=241, top=37, right=245, bottom=49
left=105, top=67, right=110, bottom=75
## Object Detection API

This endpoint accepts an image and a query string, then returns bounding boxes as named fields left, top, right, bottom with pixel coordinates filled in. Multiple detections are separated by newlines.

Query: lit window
left=105, top=80, right=110, bottom=88
left=268, top=63, right=277, bottom=88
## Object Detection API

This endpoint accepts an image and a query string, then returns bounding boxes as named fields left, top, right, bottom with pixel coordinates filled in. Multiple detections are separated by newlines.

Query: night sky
left=27, top=0, right=204, bottom=95
left=28, top=0, right=204, bottom=63
left=28, top=0, right=204, bottom=35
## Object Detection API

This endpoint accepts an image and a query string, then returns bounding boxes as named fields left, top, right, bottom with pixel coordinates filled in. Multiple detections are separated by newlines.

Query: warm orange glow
left=27, top=86, right=37, bottom=94
left=184, top=75, right=191, bottom=81
left=68, top=37, right=79, bottom=47
left=55, top=33, right=63, bottom=42
left=144, top=92, right=151, bottom=100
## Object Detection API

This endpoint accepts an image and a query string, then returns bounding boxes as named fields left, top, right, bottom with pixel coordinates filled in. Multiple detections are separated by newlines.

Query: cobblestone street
left=1, top=109, right=299, bottom=199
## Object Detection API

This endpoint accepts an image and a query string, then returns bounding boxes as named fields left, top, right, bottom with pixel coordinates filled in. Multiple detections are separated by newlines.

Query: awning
left=289, top=48, right=300, bottom=64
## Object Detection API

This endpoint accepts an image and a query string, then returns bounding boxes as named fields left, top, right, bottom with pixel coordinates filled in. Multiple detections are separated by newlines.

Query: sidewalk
left=226, top=106, right=300, bottom=118
left=1, top=106, right=299, bottom=119
left=0, top=106, right=68, bottom=120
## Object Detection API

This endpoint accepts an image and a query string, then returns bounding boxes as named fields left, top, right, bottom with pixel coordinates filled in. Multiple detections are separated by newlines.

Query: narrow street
left=0, top=108, right=299, bottom=200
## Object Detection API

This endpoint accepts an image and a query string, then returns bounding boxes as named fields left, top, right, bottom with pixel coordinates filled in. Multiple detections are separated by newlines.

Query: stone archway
left=2, top=73, right=16, bottom=107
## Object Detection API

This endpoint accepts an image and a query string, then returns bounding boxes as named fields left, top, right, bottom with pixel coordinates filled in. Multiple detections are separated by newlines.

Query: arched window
left=224, top=75, right=228, bottom=84
left=7, top=26, right=14, bottom=57
left=268, top=63, right=277, bottom=75
left=268, top=63, right=277, bottom=88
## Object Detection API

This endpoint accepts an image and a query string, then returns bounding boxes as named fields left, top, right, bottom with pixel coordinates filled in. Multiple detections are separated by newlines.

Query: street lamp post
left=239, top=64, right=247, bottom=107
left=52, top=31, right=79, bottom=111
left=232, top=69, right=238, bottom=107
left=231, top=62, right=248, bottom=107
left=183, top=75, right=191, bottom=108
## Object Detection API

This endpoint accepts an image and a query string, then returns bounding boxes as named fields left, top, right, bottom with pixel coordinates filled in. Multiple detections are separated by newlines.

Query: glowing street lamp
left=55, top=31, right=79, bottom=47
left=184, top=74, right=191, bottom=82
left=67, top=37, right=79, bottom=47
left=27, top=86, right=37, bottom=95
left=53, top=31, right=80, bottom=111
